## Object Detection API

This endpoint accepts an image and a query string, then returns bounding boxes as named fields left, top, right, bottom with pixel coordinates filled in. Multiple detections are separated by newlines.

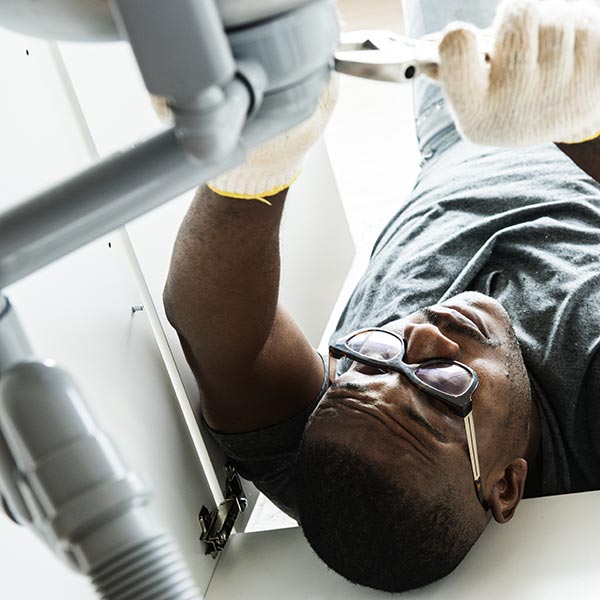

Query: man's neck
left=523, top=394, right=542, bottom=498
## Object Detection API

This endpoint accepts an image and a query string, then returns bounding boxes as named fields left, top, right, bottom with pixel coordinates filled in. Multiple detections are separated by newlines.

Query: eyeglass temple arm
left=464, top=411, right=490, bottom=511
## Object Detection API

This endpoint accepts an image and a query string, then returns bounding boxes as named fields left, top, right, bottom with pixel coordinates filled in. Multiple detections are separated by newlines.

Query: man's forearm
left=556, top=138, right=600, bottom=185
left=164, top=185, right=288, bottom=368
left=162, top=81, right=336, bottom=430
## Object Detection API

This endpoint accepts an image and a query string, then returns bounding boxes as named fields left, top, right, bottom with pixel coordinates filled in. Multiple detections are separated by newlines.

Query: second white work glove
left=207, top=76, right=339, bottom=203
left=432, top=0, right=600, bottom=147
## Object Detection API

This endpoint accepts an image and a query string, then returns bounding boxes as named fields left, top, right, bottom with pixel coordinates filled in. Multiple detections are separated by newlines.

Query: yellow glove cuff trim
left=206, top=172, right=301, bottom=206
left=562, top=130, right=600, bottom=145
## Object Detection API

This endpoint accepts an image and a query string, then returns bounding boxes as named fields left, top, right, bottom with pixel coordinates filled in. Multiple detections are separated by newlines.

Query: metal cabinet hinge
left=198, top=465, right=247, bottom=558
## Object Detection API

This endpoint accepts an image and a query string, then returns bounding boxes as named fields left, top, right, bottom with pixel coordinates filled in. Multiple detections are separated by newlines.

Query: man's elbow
left=162, top=276, right=183, bottom=332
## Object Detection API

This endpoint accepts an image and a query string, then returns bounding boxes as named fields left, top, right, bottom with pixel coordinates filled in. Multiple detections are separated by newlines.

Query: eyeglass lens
left=346, top=331, right=473, bottom=396
left=346, top=330, right=403, bottom=360
left=415, top=363, right=472, bottom=397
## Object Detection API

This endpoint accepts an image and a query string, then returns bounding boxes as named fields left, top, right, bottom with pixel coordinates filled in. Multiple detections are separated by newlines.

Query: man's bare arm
left=556, top=138, right=600, bottom=185
left=163, top=186, right=325, bottom=433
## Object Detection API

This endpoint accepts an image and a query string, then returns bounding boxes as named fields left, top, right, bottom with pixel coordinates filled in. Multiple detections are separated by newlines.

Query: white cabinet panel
left=0, top=31, right=92, bottom=209
left=1, top=233, right=221, bottom=597
left=0, top=520, right=96, bottom=598
left=56, top=40, right=165, bottom=156
left=280, top=139, right=355, bottom=350
left=4, top=233, right=218, bottom=598
left=0, top=29, right=218, bottom=598
left=206, top=492, right=600, bottom=600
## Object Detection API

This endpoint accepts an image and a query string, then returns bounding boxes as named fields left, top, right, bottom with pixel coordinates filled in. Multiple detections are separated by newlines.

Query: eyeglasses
left=329, top=327, right=489, bottom=511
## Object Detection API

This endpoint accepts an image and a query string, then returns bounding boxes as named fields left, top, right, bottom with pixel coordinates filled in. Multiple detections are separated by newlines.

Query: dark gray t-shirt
left=206, top=141, right=600, bottom=520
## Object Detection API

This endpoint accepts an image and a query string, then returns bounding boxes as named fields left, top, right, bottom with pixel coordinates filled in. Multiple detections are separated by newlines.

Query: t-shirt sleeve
left=199, top=352, right=329, bottom=521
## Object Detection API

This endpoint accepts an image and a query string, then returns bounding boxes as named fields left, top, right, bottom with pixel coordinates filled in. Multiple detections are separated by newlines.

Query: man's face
left=307, top=291, right=531, bottom=511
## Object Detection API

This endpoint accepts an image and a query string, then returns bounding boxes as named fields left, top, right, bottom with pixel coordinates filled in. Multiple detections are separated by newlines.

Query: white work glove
left=207, top=75, right=338, bottom=203
left=151, top=77, right=338, bottom=203
left=431, top=0, right=600, bottom=147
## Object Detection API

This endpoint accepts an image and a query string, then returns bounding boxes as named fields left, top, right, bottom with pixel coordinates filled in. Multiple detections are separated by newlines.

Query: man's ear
left=488, top=458, right=528, bottom=524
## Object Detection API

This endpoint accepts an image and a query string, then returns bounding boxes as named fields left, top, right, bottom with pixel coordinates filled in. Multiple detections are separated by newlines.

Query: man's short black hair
left=295, top=434, right=486, bottom=592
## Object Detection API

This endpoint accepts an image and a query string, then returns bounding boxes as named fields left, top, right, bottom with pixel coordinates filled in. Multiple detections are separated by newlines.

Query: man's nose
left=403, top=322, right=460, bottom=363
